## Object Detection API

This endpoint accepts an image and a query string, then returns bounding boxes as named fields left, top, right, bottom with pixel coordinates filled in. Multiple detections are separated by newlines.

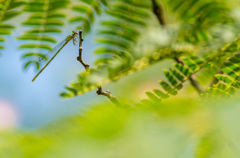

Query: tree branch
left=77, top=30, right=120, bottom=105
left=96, top=86, right=121, bottom=105
left=151, top=0, right=166, bottom=26
left=77, top=30, right=89, bottom=70
left=151, top=0, right=203, bottom=94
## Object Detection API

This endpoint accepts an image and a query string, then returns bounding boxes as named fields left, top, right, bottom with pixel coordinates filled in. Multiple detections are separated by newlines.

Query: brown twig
left=151, top=0, right=166, bottom=26
left=77, top=30, right=120, bottom=105
left=151, top=0, right=203, bottom=94
left=77, top=30, right=89, bottom=70
left=96, top=86, right=121, bottom=105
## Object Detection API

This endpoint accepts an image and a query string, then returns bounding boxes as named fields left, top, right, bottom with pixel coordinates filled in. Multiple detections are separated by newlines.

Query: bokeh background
left=1, top=0, right=240, bottom=157
left=0, top=19, right=100, bottom=129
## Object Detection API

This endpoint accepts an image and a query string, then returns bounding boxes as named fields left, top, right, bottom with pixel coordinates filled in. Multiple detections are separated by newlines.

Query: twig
left=151, top=0, right=203, bottom=94
left=77, top=30, right=89, bottom=70
left=174, top=57, right=203, bottom=94
left=151, top=0, right=166, bottom=26
left=96, top=86, right=121, bottom=105
left=77, top=30, right=120, bottom=105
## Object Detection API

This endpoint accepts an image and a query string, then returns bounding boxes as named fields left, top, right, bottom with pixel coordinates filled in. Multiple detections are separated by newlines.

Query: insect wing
left=32, top=36, right=71, bottom=81
left=38, top=38, right=67, bottom=65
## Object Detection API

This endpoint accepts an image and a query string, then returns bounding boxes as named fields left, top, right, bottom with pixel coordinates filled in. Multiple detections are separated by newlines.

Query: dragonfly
left=32, top=31, right=79, bottom=82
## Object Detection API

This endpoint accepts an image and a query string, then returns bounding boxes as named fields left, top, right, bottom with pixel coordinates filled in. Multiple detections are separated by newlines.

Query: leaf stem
left=151, top=0, right=166, bottom=26
left=77, top=30, right=89, bottom=70
left=96, top=86, right=121, bottom=106
left=174, top=57, right=203, bottom=94
left=151, top=0, right=202, bottom=94
left=77, top=30, right=120, bottom=105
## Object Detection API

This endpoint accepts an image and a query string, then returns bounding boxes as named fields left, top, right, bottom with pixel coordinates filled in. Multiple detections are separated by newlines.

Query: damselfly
left=32, top=31, right=78, bottom=82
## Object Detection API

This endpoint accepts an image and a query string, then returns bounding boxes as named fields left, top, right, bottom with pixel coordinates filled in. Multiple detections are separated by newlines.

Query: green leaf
left=65, top=87, right=78, bottom=96
left=8, top=1, right=25, bottom=10
left=170, top=68, right=185, bottom=81
left=2, top=11, right=19, bottom=21
left=69, top=16, right=84, bottom=23
left=153, top=89, right=169, bottom=99
left=72, top=5, right=89, bottom=13
left=232, top=81, right=240, bottom=89
left=0, top=29, right=11, bottom=35
left=141, top=99, right=153, bottom=105
left=221, top=67, right=238, bottom=78
left=19, top=44, right=52, bottom=51
left=213, top=83, right=227, bottom=91
left=25, top=27, right=62, bottom=33
left=24, top=61, right=40, bottom=70
left=22, top=20, right=43, bottom=26
left=215, top=74, right=233, bottom=84
left=182, top=58, right=198, bottom=71
left=96, top=37, right=130, bottom=50
left=0, top=37, right=5, bottom=42
left=82, top=0, right=95, bottom=5
left=46, top=19, right=64, bottom=26
left=0, top=24, right=15, bottom=29
left=174, top=63, right=191, bottom=77
left=159, top=80, right=178, bottom=95
left=22, top=53, right=48, bottom=61
left=163, top=69, right=178, bottom=87
left=48, top=13, right=66, bottom=19
left=18, top=34, right=57, bottom=43
left=60, top=92, right=74, bottom=98
left=146, top=92, right=161, bottom=102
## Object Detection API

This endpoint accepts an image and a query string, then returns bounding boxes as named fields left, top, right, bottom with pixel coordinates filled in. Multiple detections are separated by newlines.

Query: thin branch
left=96, top=86, right=121, bottom=105
left=151, top=0, right=203, bottom=94
left=151, top=0, right=166, bottom=26
left=77, top=30, right=120, bottom=105
left=77, top=30, right=89, bottom=70
left=174, top=57, right=203, bottom=94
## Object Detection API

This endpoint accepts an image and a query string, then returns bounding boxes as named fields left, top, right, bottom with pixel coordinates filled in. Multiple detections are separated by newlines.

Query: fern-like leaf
left=94, top=0, right=151, bottom=66
left=18, top=0, right=69, bottom=70
left=0, top=0, right=24, bottom=55
left=143, top=54, right=219, bottom=104
left=206, top=53, right=240, bottom=97
left=163, top=0, right=233, bottom=43
left=61, top=47, right=189, bottom=98
left=69, top=0, right=107, bottom=34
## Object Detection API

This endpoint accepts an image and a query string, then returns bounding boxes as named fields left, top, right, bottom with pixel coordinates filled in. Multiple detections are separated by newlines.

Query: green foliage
left=206, top=53, right=240, bottom=97
left=2, top=0, right=240, bottom=157
left=60, top=0, right=238, bottom=100
left=0, top=0, right=25, bottom=55
left=143, top=55, right=210, bottom=103
left=60, top=47, right=188, bottom=98
left=93, top=0, right=151, bottom=66
left=2, top=98, right=240, bottom=157
left=163, top=0, right=233, bottom=43
left=18, top=0, right=69, bottom=70
left=69, top=0, right=107, bottom=34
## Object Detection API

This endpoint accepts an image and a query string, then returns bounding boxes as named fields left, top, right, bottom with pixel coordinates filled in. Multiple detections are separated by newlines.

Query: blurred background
left=0, top=23, right=101, bottom=129
left=1, top=0, right=240, bottom=157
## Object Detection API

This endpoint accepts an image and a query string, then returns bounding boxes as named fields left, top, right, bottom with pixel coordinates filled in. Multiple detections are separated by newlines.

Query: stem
left=174, top=57, right=203, bottom=94
left=77, top=30, right=120, bottom=105
left=96, top=86, right=121, bottom=106
left=151, top=0, right=166, bottom=26
left=151, top=0, right=202, bottom=94
left=77, top=30, right=89, bottom=70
